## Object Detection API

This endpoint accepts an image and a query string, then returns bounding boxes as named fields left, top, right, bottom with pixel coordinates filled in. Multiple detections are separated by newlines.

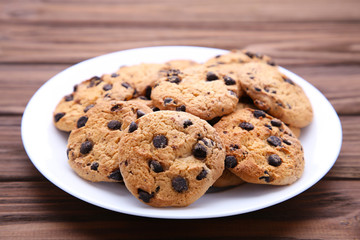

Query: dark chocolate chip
left=267, top=136, right=282, bottom=147
left=84, top=104, right=94, bottom=113
left=108, top=169, right=122, bottom=181
left=249, top=76, right=255, bottom=80
left=224, top=76, right=236, bottom=85
left=145, top=86, right=152, bottom=99
left=103, top=84, right=113, bottom=91
left=253, top=110, right=266, bottom=118
left=111, top=73, right=119, bottom=78
left=206, top=72, right=219, bottom=81
left=88, top=76, right=102, bottom=88
left=270, top=119, right=282, bottom=127
left=132, top=88, right=138, bottom=97
left=259, top=176, right=271, bottom=183
left=276, top=101, right=284, bottom=107
left=139, top=96, right=149, bottom=100
left=176, top=105, right=186, bottom=112
left=111, top=104, right=121, bottom=112
left=268, top=154, right=282, bottom=167
left=128, top=122, right=138, bottom=133
left=90, top=162, right=99, bottom=171
left=245, top=51, right=255, bottom=58
left=254, top=87, right=261, bottom=92
left=215, top=54, right=222, bottom=58
left=138, top=189, right=154, bottom=203
left=73, top=84, right=78, bottom=92
left=282, top=139, right=292, bottom=145
left=265, top=124, right=273, bottom=130
left=225, top=155, right=237, bottom=168
left=108, top=120, right=122, bottom=130
left=166, top=69, right=181, bottom=76
left=121, top=82, right=131, bottom=89
left=77, top=116, right=88, bottom=128
left=172, top=176, right=188, bottom=193
left=193, top=143, right=207, bottom=160
left=267, top=61, right=276, bottom=66
left=66, top=148, right=70, bottom=159
left=136, top=110, right=146, bottom=118
left=149, top=160, right=164, bottom=173
left=54, top=112, right=65, bottom=122
left=80, top=141, right=93, bottom=154
left=168, top=75, right=181, bottom=84
left=64, top=94, right=73, bottom=101
left=196, top=168, right=208, bottom=180
left=183, top=119, right=193, bottom=128
left=287, top=103, right=292, bottom=109
left=163, top=98, right=173, bottom=105
left=153, top=135, right=168, bottom=148
left=230, top=144, right=239, bottom=150
left=152, top=107, right=160, bottom=112
left=239, top=122, right=254, bottom=131
left=283, top=77, right=295, bottom=85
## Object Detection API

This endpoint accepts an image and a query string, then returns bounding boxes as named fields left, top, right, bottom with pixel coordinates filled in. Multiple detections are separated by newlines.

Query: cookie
left=118, top=111, right=225, bottom=207
left=151, top=65, right=240, bottom=120
left=205, top=49, right=275, bottom=67
left=165, top=59, right=200, bottom=70
left=212, top=169, right=245, bottom=188
left=67, top=100, right=153, bottom=182
left=53, top=75, right=135, bottom=132
left=237, top=62, right=313, bottom=128
left=214, top=108, right=304, bottom=185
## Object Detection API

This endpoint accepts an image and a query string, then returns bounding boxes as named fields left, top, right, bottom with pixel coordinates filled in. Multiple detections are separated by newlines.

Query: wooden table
left=1, top=0, right=359, bottom=239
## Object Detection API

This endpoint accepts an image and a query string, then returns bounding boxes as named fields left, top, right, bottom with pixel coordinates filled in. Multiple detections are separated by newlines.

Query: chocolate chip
left=225, top=155, right=237, bottom=168
left=145, top=86, right=152, bottom=99
left=172, top=176, right=188, bottom=193
left=103, top=84, right=113, bottom=91
left=167, top=69, right=181, bottom=76
left=163, top=98, right=173, bottom=105
left=73, top=84, right=78, bottom=92
left=230, top=144, right=239, bottom=150
left=283, top=77, right=295, bottom=85
left=139, top=96, right=149, bottom=100
left=259, top=176, right=271, bottom=183
left=152, top=107, right=160, bottom=112
left=108, top=120, right=122, bottom=130
left=267, top=136, right=282, bottom=147
left=267, top=61, right=276, bottom=66
left=84, top=104, right=94, bottom=113
left=271, top=119, right=282, bottom=127
left=206, top=72, right=219, bottom=81
left=149, top=160, right=164, bottom=173
left=276, top=101, right=284, bottom=108
left=239, top=122, right=254, bottom=131
left=80, top=141, right=93, bottom=154
left=224, top=76, right=236, bottom=85
left=153, top=135, right=168, bottom=148
left=265, top=124, right=272, bottom=130
left=111, top=73, right=119, bottom=78
left=253, top=110, right=266, bottom=118
left=111, top=104, right=121, bottom=112
left=91, top=162, right=99, bottom=171
left=268, top=154, right=282, bottom=167
left=138, top=189, right=154, bottom=203
left=64, top=94, right=73, bottom=101
left=54, top=112, right=65, bottom=122
left=245, top=51, right=255, bottom=58
left=183, top=119, right=193, bottom=128
left=108, top=169, right=122, bottom=181
left=282, top=139, right=292, bottom=145
left=254, top=87, right=261, bottom=92
left=215, top=54, right=222, bottom=58
left=77, top=116, right=88, bottom=128
left=287, top=103, right=292, bottom=109
left=193, top=143, right=207, bottom=160
left=176, top=105, right=186, bottom=112
left=136, top=110, right=146, bottom=118
left=88, top=76, right=102, bottom=87
left=121, top=82, right=131, bottom=89
left=128, top=122, right=138, bottom=133
left=168, top=75, right=181, bottom=84
left=196, top=168, right=208, bottom=180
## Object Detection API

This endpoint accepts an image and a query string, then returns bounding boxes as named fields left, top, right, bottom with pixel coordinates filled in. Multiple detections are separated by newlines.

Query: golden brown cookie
left=214, top=108, right=304, bottom=185
left=119, top=111, right=225, bottom=207
left=212, top=169, right=245, bottom=188
left=67, top=100, right=153, bottom=182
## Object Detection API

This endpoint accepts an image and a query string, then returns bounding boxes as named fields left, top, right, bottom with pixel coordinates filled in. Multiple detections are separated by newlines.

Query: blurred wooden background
left=0, top=0, right=359, bottom=239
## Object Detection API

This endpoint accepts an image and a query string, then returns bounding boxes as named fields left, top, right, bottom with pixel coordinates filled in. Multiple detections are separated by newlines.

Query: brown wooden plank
left=0, top=180, right=359, bottom=239
left=0, top=114, right=359, bottom=181
left=1, top=64, right=360, bottom=115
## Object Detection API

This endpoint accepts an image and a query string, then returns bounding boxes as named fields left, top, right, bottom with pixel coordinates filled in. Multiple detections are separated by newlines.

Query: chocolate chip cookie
left=214, top=108, right=304, bottom=185
left=118, top=111, right=225, bottom=207
left=67, top=100, right=153, bottom=182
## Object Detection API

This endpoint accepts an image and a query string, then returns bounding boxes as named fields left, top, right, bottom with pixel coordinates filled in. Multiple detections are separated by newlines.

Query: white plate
left=21, top=46, right=342, bottom=219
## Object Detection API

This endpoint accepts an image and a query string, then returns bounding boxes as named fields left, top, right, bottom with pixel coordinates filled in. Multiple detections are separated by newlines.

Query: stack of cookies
left=54, top=49, right=313, bottom=207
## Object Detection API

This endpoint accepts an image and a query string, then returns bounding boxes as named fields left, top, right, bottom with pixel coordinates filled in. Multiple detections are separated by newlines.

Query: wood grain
left=1, top=180, right=359, bottom=239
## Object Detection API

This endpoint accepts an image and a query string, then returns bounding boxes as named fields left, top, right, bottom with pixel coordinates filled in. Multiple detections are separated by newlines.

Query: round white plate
left=21, top=46, right=342, bottom=219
